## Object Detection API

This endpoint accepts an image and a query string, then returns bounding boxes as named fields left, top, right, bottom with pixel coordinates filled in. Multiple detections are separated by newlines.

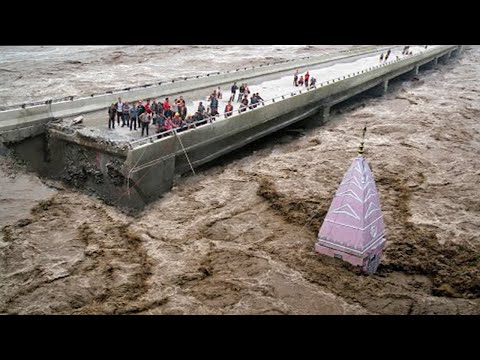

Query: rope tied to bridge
left=174, top=129, right=196, bottom=176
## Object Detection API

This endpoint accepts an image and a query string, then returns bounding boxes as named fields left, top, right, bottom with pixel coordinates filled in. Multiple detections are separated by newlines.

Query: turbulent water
left=0, top=45, right=479, bottom=314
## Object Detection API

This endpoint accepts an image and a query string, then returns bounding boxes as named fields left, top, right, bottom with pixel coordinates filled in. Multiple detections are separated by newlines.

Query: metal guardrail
left=128, top=46, right=442, bottom=149
left=0, top=45, right=389, bottom=112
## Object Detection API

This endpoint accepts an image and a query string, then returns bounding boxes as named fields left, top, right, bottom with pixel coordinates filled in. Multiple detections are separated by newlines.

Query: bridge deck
left=60, top=45, right=434, bottom=145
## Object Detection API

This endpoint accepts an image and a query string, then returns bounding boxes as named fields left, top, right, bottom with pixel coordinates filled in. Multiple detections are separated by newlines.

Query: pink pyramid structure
left=315, top=153, right=385, bottom=273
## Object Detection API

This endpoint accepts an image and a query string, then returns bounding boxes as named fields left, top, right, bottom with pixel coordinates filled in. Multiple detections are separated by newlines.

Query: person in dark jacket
left=238, top=83, right=245, bottom=102
left=157, top=101, right=164, bottom=115
left=130, top=103, right=138, bottom=131
left=151, top=99, right=158, bottom=114
left=240, top=96, right=249, bottom=113
left=210, top=96, right=219, bottom=116
left=231, top=82, right=238, bottom=102
left=164, top=108, right=172, bottom=120
left=137, top=100, right=145, bottom=128
left=180, top=105, right=187, bottom=120
left=122, top=101, right=130, bottom=127
left=249, top=95, right=258, bottom=109
left=108, top=104, right=116, bottom=129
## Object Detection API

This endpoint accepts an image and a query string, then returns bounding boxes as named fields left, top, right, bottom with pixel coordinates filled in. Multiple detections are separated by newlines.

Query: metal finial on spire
left=358, top=123, right=367, bottom=155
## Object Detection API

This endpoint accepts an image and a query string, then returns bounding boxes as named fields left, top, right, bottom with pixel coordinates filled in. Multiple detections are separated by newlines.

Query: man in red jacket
left=163, top=98, right=170, bottom=111
left=144, top=100, right=152, bottom=114
left=304, top=71, right=310, bottom=87
left=224, top=101, right=234, bottom=118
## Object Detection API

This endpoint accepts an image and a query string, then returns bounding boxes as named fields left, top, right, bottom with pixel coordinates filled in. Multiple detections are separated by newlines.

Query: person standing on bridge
left=156, top=111, right=166, bottom=131
left=217, top=86, right=222, bottom=99
left=180, top=103, right=188, bottom=121
left=115, top=97, right=124, bottom=125
left=172, top=99, right=179, bottom=115
left=255, top=93, right=264, bottom=105
left=130, top=103, right=138, bottom=131
left=210, top=95, right=219, bottom=116
left=380, top=53, right=384, bottom=62
left=140, top=112, right=151, bottom=137
left=231, top=82, right=238, bottom=102
left=108, top=104, right=116, bottom=129
left=304, top=71, right=310, bottom=87
left=156, top=101, right=164, bottom=115
left=198, top=101, right=205, bottom=115
left=244, top=83, right=251, bottom=97
left=224, top=100, right=234, bottom=118
left=151, top=99, right=158, bottom=115
left=238, top=83, right=245, bottom=102
left=249, top=94, right=258, bottom=109
left=163, top=98, right=170, bottom=112
left=137, top=100, right=145, bottom=128
left=145, top=100, right=152, bottom=114
left=298, top=75, right=304, bottom=87
left=122, top=101, right=130, bottom=127
left=179, top=96, right=186, bottom=107
left=240, top=95, right=249, bottom=113
left=294, top=70, right=299, bottom=86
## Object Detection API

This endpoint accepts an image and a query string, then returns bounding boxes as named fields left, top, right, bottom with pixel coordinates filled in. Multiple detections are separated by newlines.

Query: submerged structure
left=315, top=129, right=385, bottom=273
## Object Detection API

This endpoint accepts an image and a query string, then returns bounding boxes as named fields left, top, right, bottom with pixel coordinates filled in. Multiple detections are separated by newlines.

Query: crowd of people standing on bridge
left=108, top=96, right=214, bottom=137
left=379, top=46, right=421, bottom=63
left=229, top=82, right=265, bottom=113
left=107, top=84, right=267, bottom=138
left=293, top=70, right=317, bottom=88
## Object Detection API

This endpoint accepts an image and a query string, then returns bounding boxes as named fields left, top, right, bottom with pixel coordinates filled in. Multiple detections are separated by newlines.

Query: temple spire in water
left=315, top=122, right=385, bottom=274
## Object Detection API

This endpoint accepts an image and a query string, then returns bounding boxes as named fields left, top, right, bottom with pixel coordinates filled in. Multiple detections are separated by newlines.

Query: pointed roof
left=317, top=155, right=385, bottom=256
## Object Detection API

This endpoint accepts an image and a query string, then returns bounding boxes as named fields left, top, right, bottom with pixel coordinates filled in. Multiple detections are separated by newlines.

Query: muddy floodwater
left=0, top=45, right=479, bottom=314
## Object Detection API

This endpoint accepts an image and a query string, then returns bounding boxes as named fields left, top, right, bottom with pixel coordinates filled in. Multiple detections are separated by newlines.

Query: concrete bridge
left=3, top=45, right=464, bottom=211
left=0, top=45, right=395, bottom=144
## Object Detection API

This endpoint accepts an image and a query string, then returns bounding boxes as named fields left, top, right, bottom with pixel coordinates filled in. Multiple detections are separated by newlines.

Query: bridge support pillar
left=371, top=80, right=389, bottom=97
left=414, top=65, right=419, bottom=75
left=433, top=57, right=438, bottom=66
left=319, top=106, right=330, bottom=124
left=0, top=142, right=8, bottom=156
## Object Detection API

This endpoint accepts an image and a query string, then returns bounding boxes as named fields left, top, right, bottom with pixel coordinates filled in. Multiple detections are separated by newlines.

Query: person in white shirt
left=115, top=97, right=124, bottom=125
